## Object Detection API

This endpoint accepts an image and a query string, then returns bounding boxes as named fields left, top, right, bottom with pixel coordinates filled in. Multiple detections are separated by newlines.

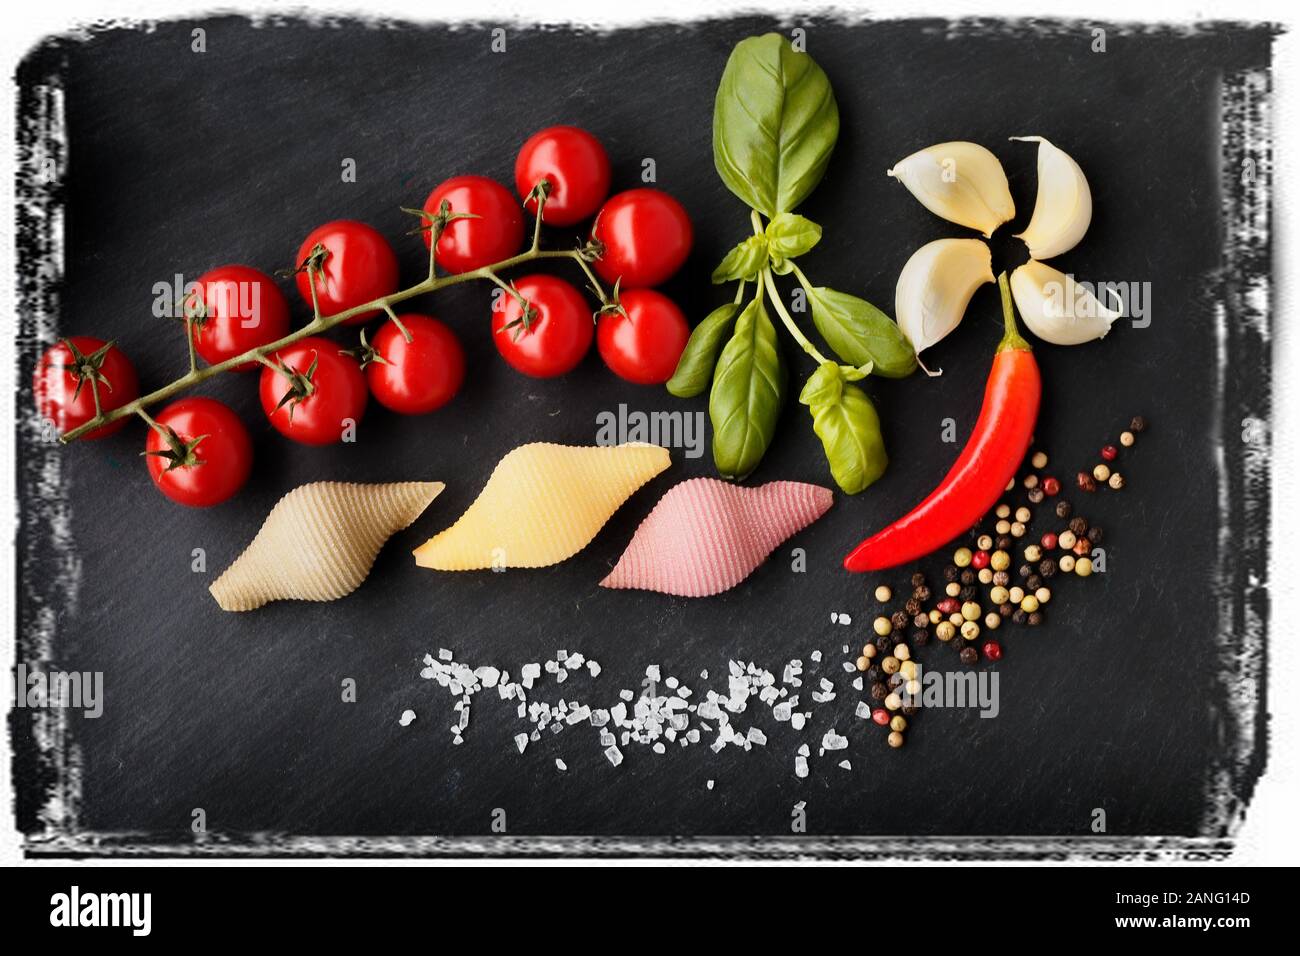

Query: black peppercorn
left=912, top=629, right=929, bottom=646
left=999, top=602, right=1014, bottom=617
left=901, top=704, right=919, bottom=717
left=1055, top=500, right=1072, bottom=519
left=913, top=614, right=929, bottom=629
left=888, top=672, right=906, bottom=689
left=996, top=535, right=1013, bottom=550
left=1026, top=574, right=1043, bottom=591
left=943, top=565, right=960, bottom=582
left=960, top=569, right=976, bottom=585
left=1130, top=415, right=1146, bottom=433
left=959, top=647, right=978, bottom=665
left=913, top=585, right=931, bottom=602
left=1068, top=516, right=1088, bottom=536
left=891, top=610, right=909, bottom=630
left=1087, top=526, right=1104, bottom=544
left=875, top=635, right=892, bottom=654
left=870, top=682, right=887, bottom=700
left=905, top=598, right=922, bottom=616
left=866, top=666, right=882, bottom=683
left=1012, top=609, right=1027, bottom=624
left=1027, top=611, right=1044, bottom=626
left=1039, top=558, right=1057, bottom=578
left=1018, top=564, right=1032, bottom=578
left=911, top=571, right=926, bottom=587
left=1027, top=487, right=1045, bottom=504
left=959, top=585, right=977, bottom=601
left=992, top=570, right=1010, bottom=587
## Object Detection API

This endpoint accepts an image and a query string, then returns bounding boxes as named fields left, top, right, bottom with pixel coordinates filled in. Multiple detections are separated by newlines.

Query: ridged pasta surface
left=600, top=479, right=833, bottom=597
left=210, top=481, right=443, bottom=612
left=413, top=443, right=670, bottom=570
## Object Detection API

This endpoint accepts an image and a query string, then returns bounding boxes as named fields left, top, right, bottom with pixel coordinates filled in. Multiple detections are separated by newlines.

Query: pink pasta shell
left=600, top=478, right=834, bottom=597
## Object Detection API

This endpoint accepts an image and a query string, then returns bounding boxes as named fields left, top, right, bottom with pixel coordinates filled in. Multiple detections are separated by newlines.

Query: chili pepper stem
left=997, top=271, right=1032, bottom=353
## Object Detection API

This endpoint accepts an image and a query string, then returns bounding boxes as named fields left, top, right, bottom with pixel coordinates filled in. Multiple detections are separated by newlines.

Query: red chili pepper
left=844, top=274, right=1040, bottom=573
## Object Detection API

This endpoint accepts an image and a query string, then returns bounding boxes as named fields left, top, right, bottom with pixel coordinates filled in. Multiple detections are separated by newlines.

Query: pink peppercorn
left=1042, top=476, right=1061, bottom=496
left=1041, top=532, right=1058, bottom=550
left=982, top=641, right=1003, bottom=661
left=872, top=708, right=890, bottom=726
left=972, top=550, right=990, bottom=570
left=936, top=597, right=961, bottom=615
left=1101, top=445, right=1118, bottom=461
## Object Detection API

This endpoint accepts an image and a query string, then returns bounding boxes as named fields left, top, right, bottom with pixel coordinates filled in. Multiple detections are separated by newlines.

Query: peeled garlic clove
left=1009, top=260, right=1122, bottom=346
left=1011, top=136, right=1092, bottom=260
left=895, top=239, right=995, bottom=375
left=887, top=142, right=1015, bottom=238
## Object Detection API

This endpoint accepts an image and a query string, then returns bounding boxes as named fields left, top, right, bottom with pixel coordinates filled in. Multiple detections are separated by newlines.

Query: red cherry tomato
left=514, top=126, right=611, bottom=227
left=259, top=336, right=368, bottom=445
left=189, top=265, right=291, bottom=370
left=33, top=336, right=140, bottom=439
left=591, top=188, right=693, bottom=288
left=490, top=274, right=593, bottom=378
left=366, top=314, right=465, bottom=414
left=144, top=397, right=252, bottom=507
left=596, top=289, right=690, bottom=385
left=294, top=220, right=399, bottom=324
left=422, top=175, right=524, bottom=274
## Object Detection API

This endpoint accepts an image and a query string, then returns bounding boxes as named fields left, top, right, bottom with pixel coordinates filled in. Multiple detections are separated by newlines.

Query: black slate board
left=15, top=16, right=1274, bottom=855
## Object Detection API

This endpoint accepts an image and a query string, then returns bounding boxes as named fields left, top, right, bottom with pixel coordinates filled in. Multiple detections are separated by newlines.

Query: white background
left=1, top=0, right=1295, bottom=867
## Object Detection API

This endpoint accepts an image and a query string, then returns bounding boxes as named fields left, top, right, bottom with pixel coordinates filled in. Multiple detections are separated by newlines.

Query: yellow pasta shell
left=413, top=443, right=670, bottom=571
left=211, top=481, right=443, bottom=612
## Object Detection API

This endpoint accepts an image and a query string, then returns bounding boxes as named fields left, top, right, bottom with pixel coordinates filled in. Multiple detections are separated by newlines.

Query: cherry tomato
left=33, top=336, right=140, bottom=439
left=365, top=314, right=465, bottom=414
left=189, top=265, right=291, bottom=370
left=490, top=274, right=592, bottom=378
left=591, top=188, right=693, bottom=288
left=294, top=220, right=399, bottom=324
left=144, top=397, right=252, bottom=507
left=259, top=336, right=368, bottom=445
left=514, top=126, right=611, bottom=227
left=422, top=175, right=524, bottom=274
left=596, top=289, right=690, bottom=385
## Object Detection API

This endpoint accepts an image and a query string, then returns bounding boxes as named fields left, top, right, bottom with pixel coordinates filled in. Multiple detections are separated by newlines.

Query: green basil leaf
left=712, top=33, right=840, bottom=217
left=805, top=285, right=917, bottom=379
left=765, top=212, right=822, bottom=261
left=799, top=362, right=888, bottom=495
left=709, top=296, right=787, bottom=480
left=666, top=302, right=741, bottom=398
left=711, top=236, right=768, bottom=284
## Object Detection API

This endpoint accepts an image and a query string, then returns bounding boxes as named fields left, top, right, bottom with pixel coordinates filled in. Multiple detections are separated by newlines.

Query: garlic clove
left=887, top=142, right=1015, bottom=238
left=1011, top=136, right=1092, bottom=260
left=895, top=238, right=995, bottom=375
left=1009, top=260, right=1122, bottom=346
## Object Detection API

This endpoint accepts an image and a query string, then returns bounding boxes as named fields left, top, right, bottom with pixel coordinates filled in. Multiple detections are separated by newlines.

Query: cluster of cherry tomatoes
left=33, top=126, right=694, bottom=509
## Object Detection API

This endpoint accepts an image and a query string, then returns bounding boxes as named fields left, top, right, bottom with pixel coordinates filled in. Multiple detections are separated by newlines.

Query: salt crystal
left=798, top=743, right=810, bottom=757
left=398, top=709, right=416, bottom=727
left=811, top=650, right=822, bottom=663
left=605, top=746, right=623, bottom=767
left=706, top=780, right=715, bottom=790
left=475, top=666, right=501, bottom=687
left=747, top=728, right=767, bottom=746
left=822, top=729, right=848, bottom=751
left=839, top=760, right=851, bottom=770
left=438, top=648, right=453, bottom=661
left=795, top=756, right=809, bottom=778
left=514, top=733, right=528, bottom=754
left=856, top=701, right=871, bottom=719
left=587, top=661, right=601, bottom=678
left=791, top=713, right=806, bottom=731
left=653, top=743, right=666, bottom=755
left=555, top=759, right=567, bottom=771
left=842, top=662, right=856, bottom=673
left=646, top=665, right=661, bottom=682
left=838, top=613, right=852, bottom=626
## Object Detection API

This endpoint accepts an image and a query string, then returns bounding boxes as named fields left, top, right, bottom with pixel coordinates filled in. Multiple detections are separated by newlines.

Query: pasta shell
left=413, top=443, right=670, bottom=571
left=210, top=481, right=443, bottom=612
left=600, top=479, right=833, bottom=598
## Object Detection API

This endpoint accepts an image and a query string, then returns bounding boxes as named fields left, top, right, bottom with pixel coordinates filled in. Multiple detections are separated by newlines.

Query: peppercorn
left=912, top=629, right=929, bottom=646
left=881, top=655, right=900, bottom=675
left=1092, top=463, right=1111, bottom=483
left=1031, top=450, right=1048, bottom=469
left=1008, top=586, right=1025, bottom=603
left=928, top=609, right=942, bottom=625
left=894, top=643, right=911, bottom=661
left=874, top=634, right=893, bottom=654
left=1069, top=516, right=1088, bottom=535
left=976, top=534, right=993, bottom=551
left=1075, top=557, right=1094, bottom=577
left=888, top=731, right=905, bottom=748
left=904, top=598, right=921, bottom=617
left=1108, top=472, right=1125, bottom=490
left=890, top=715, right=907, bottom=733
left=996, top=503, right=1011, bottom=519
left=989, top=585, right=1009, bottom=605
left=1014, top=506, right=1031, bottom=524
left=913, top=585, right=931, bottom=602
left=872, top=708, right=889, bottom=726
left=960, top=585, right=978, bottom=601
left=960, top=569, right=977, bottom=585
left=945, top=581, right=961, bottom=598
left=1077, top=471, right=1097, bottom=492
left=1018, top=564, right=1032, bottom=578
left=1027, top=487, right=1045, bottom=504
left=900, top=661, right=918, bottom=681
left=959, top=646, right=979, bottom=665
left=1027, top=611, right=1043, bottom=626
left=971, top=550, right=990, bottom=570
left=1039, top=558, right=1057, bottom=578
left=992, top=570, right=1011, bottom=587
left=856, top=655, right=870, bottom=671
left=1035, top=586, right=1052, bottom=604
left=990, top=550, right=1011, bottom=572
left=936, top=621, right=957, bottom=642
left=978, top=568, right=994, bottom=585
left=1043, top=476, right=1061, bottom=496
left=1130, top=415, right=1146, bottom=433
left=1059, top=554, right=1076, bottom=573
left=984, top=612, right=1001, bottom=630
left=1072, top=538, right=1091, bottom=557
left=960, top=620, right=980, bottom=640
left=866, top=666, right=882, bottom=683
left=996, top=535, right=1013, bottom=550
left=905, top=679, right=922, bottom=697
left=1020, top=594, right=1040, bottom=613
left=1011, top=521, right=1027, bottom=538
left=1055, top=499, right=1072, bottom=519
left=982, top=641, right=1003, bottom=661
left=943, top=564, right=960, bottom=582
left=1024, top=544, right=1042, bottom=562
left=891, top=610, right=909, bottom=630
left=949, top=612, right=964, bottom=627
left=874, top=584, right=892, bottom=602
left=913, top=613, right=929, bottom=630
left=953, top=547, right=972, bottom=567
left=937, top=597, right=960, bottom=615
left=1023, top=474, right=1039, bottom=490
left=961, top=600, right=981, bottom=621
left=1012, top=609, right=1027, bottom=625
left=1059, top=530, right=1077, bottom=550
left=870, top=681, right=887, bottom=700
left=995, top=519, right=1012, bottom=535
left=1119, top=430, right=1135, bottom=447
left=1101, top=444, right=1118, bottom=462
left=888, top=672, right=905, bottom=690
left=901, top=704, right=919, bottom=717
left=885, top=692, right=902, bottom=711
left=999, top=602, right=1014, bottom=617
left=1026, top=574, right=1043, bottom=591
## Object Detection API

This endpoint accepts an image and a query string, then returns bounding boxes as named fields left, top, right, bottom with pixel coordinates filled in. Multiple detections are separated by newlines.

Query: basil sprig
left=667, top=32, right=915, bottom=494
